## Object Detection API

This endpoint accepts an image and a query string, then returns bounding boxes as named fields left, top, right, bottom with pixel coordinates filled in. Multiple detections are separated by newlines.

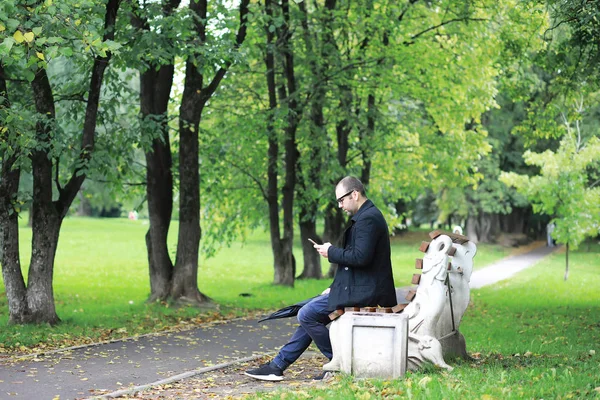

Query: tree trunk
left=360, top=93, right=375, bottom=186
left=77, top=188, right=93, bottom=216
left=26, top=68, right=62, bottom=325
left=487, top=213, right=500, bottom=241
left=28, top=177, right=62, bottom=324
left=272, top=239, right=296, bottom=285
left=298, top=212, right=322, bottom=279
left=263, top=0, right=297, bottom=286
left=171, top=0, right=249, bottom=302
left=175, top=52, right=207, bottom=302
left=28, top=204, right=33, bottom=227
left=294, top=0, right=340, bottom=280
left=466, top=214, right=479, bottom=243
left=499, top=208, right=527, bottom=233
left=130, top=0, right=180, bottom=303
left=0, top=69, right=29, bottom=322
left=477, top=213, right=498, bottom=243
left=323, top=83, right=353, bottom=278
left=279, top=0, right=300, bottom=286
left=467, top=213, right=498, bottom=244
left=143, top=75, right=175, bottom=302
left=394, top=199, right=409, bottom=235
left=0, top=170, right=29, bottom=323
left=264, top=0, right=283, bottom=286
left=564, top=242, right=569, bottom=281
left=139, top=63, right=176, bottom=302
left=323, top=204, right=346, bottom=278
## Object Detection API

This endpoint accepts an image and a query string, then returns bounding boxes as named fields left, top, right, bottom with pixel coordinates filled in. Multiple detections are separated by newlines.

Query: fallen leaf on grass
left=418, top=376, right=432, bottom=387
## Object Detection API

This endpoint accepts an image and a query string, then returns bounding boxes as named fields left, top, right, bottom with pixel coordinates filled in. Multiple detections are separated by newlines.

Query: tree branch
left=54, top=93, right=88, bottom=103
left=199, top=0, right=250, bottom=107
left=227, top=159, right=268, bottom=201
left=92, top=178, right=147, bottom=187
left=58, top=0, right=121, bottom=217
left=407, top=17, right=488, bottom=43
left=398, top=0, right=420, bottom=24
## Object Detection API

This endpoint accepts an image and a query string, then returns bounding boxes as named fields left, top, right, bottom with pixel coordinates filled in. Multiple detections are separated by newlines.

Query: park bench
left=323, top=229, right=477, bottom=378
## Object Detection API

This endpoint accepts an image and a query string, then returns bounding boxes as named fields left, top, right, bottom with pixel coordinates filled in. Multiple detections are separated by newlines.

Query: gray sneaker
left=244, top=362, right=284, bottom=381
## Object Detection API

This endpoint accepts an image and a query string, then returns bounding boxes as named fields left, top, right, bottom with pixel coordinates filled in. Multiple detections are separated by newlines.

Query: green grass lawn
left=0, top=216, right=517, bottom=351
left=247, top=242, right=600, bottom=399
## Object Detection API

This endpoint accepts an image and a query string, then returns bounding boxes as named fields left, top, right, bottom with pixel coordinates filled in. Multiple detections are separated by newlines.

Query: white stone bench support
left=324, top=312, right=408, bottom=379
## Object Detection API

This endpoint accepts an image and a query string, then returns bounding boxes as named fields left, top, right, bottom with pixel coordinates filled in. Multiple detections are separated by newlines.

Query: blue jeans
left=272, top=294, right=333, bottom=370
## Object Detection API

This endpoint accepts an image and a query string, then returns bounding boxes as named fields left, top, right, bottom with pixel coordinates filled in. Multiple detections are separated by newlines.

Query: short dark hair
left=337, top=176, right=366, bottom=197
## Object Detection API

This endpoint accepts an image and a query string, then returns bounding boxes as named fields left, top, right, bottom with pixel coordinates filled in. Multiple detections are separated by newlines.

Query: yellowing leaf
left=13, top=30, right=25, bottom=43
left=0, top=24, right=5, bottom=32
left=36, top=52, right=45, bottom=61
left=24, top=32, right=35, bottom=43
left=418, top=376, right=432, bottom=387
left=75, top=19, right=81, bottom=26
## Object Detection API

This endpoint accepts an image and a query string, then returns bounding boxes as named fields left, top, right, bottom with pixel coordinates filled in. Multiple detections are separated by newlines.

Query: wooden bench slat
left=429, top=230, right=443, bottom=240
left=405, top=290, right=416, bottom=301
left=411, top=274, right=421, bottom=285
left=429, top=229, right=469, bottom=244
left=415, top=259, right=423, bottom=269
left=329, top=309, right=345, bottom=321
left=419, top=241, right=430, bottom=252
left=392, top=303, right=407, bottom=313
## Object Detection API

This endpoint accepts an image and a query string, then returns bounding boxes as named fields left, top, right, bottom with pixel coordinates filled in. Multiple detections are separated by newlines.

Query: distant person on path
left=244, top=176, right=397, bottom=381
left=547, top=222, right=556, bottom=247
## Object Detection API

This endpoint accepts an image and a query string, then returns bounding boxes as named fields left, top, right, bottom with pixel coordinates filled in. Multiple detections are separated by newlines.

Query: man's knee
left=297, top=305, right=312, bottom=325
left=297, top=301, right=325, bottom=325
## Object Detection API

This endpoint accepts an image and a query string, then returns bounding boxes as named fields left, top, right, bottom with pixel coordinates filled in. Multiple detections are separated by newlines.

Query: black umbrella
left=258, top=296, right=318, bottom=323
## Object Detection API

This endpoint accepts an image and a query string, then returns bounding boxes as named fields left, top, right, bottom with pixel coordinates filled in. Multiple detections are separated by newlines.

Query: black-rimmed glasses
left=336, top=190, right=354, bottom=205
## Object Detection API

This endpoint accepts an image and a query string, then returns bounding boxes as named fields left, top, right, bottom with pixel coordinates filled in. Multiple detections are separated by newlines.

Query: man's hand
left=313, top=242, right=332, bottom=258
left=321, top=287, right=331, bottom=295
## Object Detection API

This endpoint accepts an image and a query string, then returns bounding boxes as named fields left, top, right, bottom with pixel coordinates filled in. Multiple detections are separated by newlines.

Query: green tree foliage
left=501, top=98, right=600, bottom=278
left=498, top=0, right=600, bottom=279
left=199, top=0, right=549, bottom=284
left=0, top=0, right=123, bottom=324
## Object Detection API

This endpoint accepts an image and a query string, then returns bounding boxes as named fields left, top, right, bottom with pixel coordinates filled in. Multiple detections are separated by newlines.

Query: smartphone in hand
left=308, top=238, right=319, bottom=246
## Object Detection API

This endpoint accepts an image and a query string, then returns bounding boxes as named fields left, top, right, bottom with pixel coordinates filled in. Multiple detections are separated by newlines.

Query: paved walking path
left=0, top=244, right=557, bottom=400
left=470, top=243, right=556, bottom=289
left=0, top=318, right=297, bottom=399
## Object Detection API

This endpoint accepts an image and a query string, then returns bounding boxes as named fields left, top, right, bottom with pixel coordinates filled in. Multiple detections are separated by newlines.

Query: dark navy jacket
left=327, top=199, right=396, bottom=310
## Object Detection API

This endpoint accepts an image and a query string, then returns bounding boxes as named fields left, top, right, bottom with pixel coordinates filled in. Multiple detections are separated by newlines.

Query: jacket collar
left=351, top=199, right=374, bottom=222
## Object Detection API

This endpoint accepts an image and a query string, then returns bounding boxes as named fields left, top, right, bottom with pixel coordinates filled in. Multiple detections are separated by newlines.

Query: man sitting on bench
left=245, top=176, right=397, bottom=381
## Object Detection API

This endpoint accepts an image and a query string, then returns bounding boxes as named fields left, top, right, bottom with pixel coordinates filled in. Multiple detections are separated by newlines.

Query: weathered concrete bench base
left=323, top=311, right=408, bottom=379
